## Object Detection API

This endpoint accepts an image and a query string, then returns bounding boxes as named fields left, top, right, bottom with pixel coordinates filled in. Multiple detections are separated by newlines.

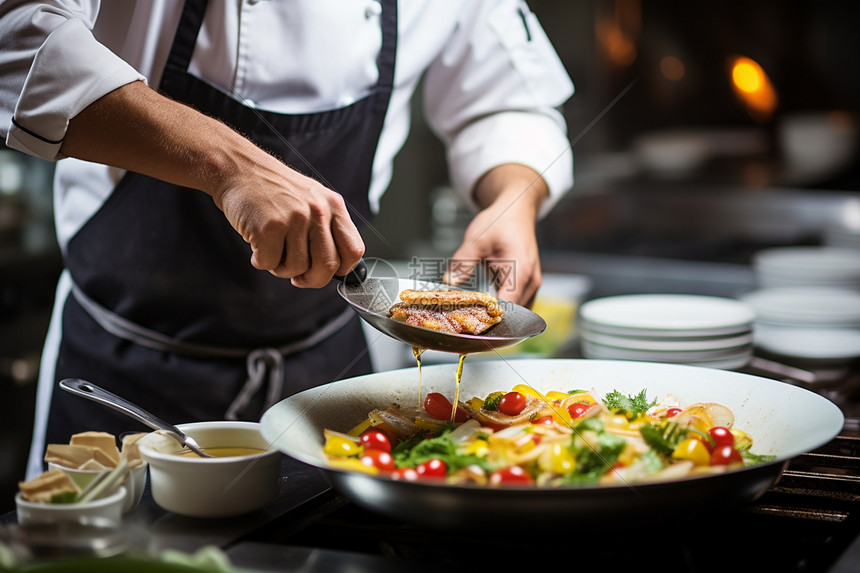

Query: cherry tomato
left=489, top=465, right=534, bottom=486
left=567, top=402, right=590, bottom=419
left=498, top=392, right=527, bottom=416
left=710, top=445, right=744, bottom=466
left=416, top=458, right=448, bottom=477
left=359, top=448, right=395, bottom=471
left=665, top=408, right=682, bottom=418
left=360, top=429, right=391, bottom=453
left=424, top=392, right=469, bottom=422
left=390, top=467, right=419, bottom=481
left=708, top=426, right=735, bottom=448
left=533, top=415, right=554, bottom=426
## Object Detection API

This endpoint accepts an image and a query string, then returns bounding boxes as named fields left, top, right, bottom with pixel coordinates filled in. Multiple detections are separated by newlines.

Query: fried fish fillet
left=389, top=289, right=504, bottom=335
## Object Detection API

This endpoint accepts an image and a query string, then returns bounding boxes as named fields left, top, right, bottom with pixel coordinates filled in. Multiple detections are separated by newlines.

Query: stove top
left=239, top=418, right=860, bottom=572
left=231, top=352, right=860, bottom=573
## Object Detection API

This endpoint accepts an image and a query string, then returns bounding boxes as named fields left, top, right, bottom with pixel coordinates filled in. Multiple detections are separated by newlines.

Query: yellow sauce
left=178, top=447, right=265, bottom=458
left=412, top=346, right=468, bottom=424
left=452, top=354, right=466, bottom=423
left=412, top=346, right=425, bottom=407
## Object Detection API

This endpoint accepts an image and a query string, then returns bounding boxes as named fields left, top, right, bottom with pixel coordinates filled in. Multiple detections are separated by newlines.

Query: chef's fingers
left=291, top=219, right=340, bottom=288
left=331, top=210, right=365, bottom=277
left=491, top=257, right=541, bottom=308
left=443, top=246, right=480, bottom=287
left=250, top=220, right=291, bottom=272
left=273, top=219, right=312, bottom=279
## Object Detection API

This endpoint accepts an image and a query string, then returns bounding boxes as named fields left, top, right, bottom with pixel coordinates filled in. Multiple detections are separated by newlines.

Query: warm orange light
left=732, top=60, right=763, bottom=93
left=660, top=56, right=685, bottom=81
left=730, top=56, right=777, bottom=122
left=595, top=0, right=640, bottom=67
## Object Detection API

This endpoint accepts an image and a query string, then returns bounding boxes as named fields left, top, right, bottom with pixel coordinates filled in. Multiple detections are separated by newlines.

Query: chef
left=0, top=0, right=574, bottom=479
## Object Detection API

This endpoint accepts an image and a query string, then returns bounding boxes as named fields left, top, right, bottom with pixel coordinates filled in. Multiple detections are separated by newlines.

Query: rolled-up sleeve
left=0, top=2, right=145, bottom=160
left=422, top=0, right=574, bottom=218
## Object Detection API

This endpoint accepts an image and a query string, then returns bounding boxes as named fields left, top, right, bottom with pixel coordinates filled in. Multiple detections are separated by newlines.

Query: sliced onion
left=643, top=460, right=695, bottom=482
left=673, top=402, right=735, bottom=430
left=447, top=464, right=488, bottom=486
left=507, top=442, right=549, bottom=465
left=472, top=395, right=544, bottom=428
left=491, top=423, right=531, bottom=440
left=447, top=419, right=481, bottom=444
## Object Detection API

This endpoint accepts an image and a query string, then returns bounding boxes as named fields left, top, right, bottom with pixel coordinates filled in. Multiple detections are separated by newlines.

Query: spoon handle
left=58, top=378, right=210, bottom=456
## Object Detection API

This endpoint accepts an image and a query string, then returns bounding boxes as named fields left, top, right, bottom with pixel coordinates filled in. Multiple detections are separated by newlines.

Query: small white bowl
left=136, top=421, right=281, bottom=518
left=16, top=486, right=126, bottom=526
left=47, top=462, right=147, bottom=514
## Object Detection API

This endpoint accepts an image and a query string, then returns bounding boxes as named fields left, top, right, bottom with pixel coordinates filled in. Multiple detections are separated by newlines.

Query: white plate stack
left=740, top=287, right=860, bottom=365
left=824, top=223, right=860, bottom=250
left=578, top=294, right=756, bottom=369
left=753, top=246, right=860, bottom=291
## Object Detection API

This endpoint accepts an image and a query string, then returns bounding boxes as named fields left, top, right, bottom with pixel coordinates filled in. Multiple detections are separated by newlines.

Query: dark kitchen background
left=2, top=1, right=858, bottom=512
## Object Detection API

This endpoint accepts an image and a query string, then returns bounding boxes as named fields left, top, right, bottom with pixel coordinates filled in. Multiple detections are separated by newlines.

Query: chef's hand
left=212, top=145, right=365, bottom=288
left=444, top=164, right=548, bottom=307
left=61, top=81, right=364, bottom=288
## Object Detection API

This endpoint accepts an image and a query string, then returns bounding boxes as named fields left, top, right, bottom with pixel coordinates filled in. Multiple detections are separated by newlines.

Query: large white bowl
left=16, top=486, right=126, bottom=526
left=260, top=359, right=844, bottom=530
left=47, top=461, right=147, bottom=514
left=136, top=421, right=282, bottom=518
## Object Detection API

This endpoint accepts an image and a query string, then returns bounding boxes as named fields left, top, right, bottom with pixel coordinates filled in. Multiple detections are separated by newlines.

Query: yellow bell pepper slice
left=327, top=457, right=379, bottom=475
left=672, top=438, right=711, bottom=466
left=414, top=418, right=445, bottom=431
left=512, top=384, right=547, bottom=403
left=346, top=418, right=373, bottom=437
left=323, top=433, right=363, bottom=457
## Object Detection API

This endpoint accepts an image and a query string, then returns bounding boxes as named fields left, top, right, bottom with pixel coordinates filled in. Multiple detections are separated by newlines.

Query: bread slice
left=70, top=431, right=121, bottom=466
left=18, top=469, right=79, bottom=503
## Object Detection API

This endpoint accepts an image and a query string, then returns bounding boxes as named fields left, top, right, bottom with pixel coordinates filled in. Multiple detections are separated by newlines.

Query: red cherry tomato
left=489, top=465, right=534, bottom=486
left=359, top=448, right=395, bottom=471
left=533, top=415, right=554, bottom=426
left=666, top=408, right=682, bottom=418
left=567, top=402, right=590, bottom=419
left=710, top=445, right=744, bottom=466
left=415, top=458, right=448, bottom=477
left=360, top=429, right=391, bottom=453
left=424, top=392, right=469, bottom=422
left=708, top=426, right=735, bottom=448
left=390, top=467, right=419, bottom=481
left=498, top=392, right=527, bottom=416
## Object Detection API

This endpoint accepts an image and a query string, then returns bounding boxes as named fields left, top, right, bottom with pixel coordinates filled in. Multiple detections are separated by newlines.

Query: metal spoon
left=59, top=378, right=213, bottom=457
left=336, top=259, right=546, bottom=354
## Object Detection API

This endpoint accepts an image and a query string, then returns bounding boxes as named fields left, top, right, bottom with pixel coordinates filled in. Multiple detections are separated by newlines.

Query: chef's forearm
left=472, top=163, right=549, bottom=220
left=61, top=80, right=253, bottom=205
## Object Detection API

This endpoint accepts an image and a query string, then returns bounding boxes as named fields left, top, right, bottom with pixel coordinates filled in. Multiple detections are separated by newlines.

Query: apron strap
left=225, top=348, right=285, bottom=420
left=163, top=0, right=208, bottom=76
left=70, top=281, right=356, bottom=417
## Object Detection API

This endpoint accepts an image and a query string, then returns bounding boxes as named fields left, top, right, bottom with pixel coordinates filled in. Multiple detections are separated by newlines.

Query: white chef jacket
left=0, top=0, right=574, bottom=478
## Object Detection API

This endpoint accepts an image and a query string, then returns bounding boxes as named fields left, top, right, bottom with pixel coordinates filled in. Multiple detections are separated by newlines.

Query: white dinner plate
left=579, top=294, right=755, bottom=336
left=579, top=327, right=753, bottom=351
left=741, top=287, right=860, bottom=327
left=753, top=324, right=860, bottom=363
left=754, top=247, right=860, bottom=279
left=580, top=339, right=753, bottom=364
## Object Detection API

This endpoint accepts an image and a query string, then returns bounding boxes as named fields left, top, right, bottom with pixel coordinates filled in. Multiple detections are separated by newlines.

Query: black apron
left=45, top=0, right=397, bottom=445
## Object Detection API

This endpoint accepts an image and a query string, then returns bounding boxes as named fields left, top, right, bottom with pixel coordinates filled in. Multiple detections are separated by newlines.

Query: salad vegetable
left=323, top=387, right=777, bottom=486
